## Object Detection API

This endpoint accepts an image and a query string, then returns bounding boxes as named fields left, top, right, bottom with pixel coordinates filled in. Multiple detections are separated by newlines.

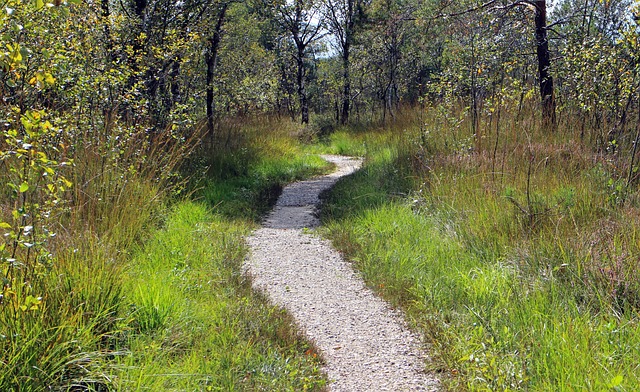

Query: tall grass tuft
left=191, top=115, right=331, bottom=221
left=0, top=111, right=194, bottom=389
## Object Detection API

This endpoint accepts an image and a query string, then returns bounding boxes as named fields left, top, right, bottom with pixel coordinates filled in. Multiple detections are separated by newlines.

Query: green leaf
left=0, top=222, right=11, bottom=229
left=19, top=182, right=29, bottom=193
left=44, top=72, right=55, bottom=85
left=608, top=374, right=623, bottom=388
left=8, top=45, right=22, bottom=64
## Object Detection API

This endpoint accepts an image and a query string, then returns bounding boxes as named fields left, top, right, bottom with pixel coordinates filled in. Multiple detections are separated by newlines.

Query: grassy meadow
left=319, top=105, right=640, bottom=391
left=3, top=0, right=639, bottom=389
left=3, top=101, right=640, bottom=391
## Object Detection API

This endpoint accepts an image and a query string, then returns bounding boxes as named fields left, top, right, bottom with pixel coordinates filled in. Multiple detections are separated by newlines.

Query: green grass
left=320, top=107, right=640, bottom=391
left=194, top=118, right=332, bottom=221
left=0, top=116, right=330, bottom=390
left=113, top=201, right=325, bottom=391
left=325, top=202, right=640, bottom=390
left=111, top=118, right=330, bottom=390
left=199, top=152, right=329, bottom=221
left=9, top=105, right=640, bottom=391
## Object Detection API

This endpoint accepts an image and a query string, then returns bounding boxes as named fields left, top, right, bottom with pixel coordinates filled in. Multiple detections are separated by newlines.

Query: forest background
left=1, top=0, right=640, bottom=390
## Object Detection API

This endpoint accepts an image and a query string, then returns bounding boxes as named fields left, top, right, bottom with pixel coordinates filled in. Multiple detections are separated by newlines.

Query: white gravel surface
left=245, top=155, right=439, bottom=391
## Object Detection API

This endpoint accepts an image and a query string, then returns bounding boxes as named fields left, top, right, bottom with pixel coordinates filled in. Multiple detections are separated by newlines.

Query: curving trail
left=245, top=155, right=439, bottom=391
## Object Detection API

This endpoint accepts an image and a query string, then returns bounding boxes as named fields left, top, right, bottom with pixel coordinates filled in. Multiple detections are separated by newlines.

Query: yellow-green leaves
left=20, top=110, right=54, bottom=137
left=29, top=71, right=55, bottom=88
left=7, top=43, right=22, bottom=64
left=1, top=107, right=72, bottom=300
left=19, top=295, right=42, bottom=312
left=608, top=374, right=624, bottom=389
left=1, top=43, right=24, bottom=74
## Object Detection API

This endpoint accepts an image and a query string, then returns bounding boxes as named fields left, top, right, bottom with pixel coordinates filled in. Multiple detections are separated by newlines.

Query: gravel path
left=245, top=155, right=439, bottom=391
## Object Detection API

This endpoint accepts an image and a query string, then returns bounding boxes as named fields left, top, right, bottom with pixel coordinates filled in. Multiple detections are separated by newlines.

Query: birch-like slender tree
left=324, top=0, right=366, bottom=124
left=273, top=0, right=324, bottom=124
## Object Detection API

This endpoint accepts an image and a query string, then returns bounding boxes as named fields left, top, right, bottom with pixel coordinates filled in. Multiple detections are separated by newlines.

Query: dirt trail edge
left=245, top=155, right=439, bottom=392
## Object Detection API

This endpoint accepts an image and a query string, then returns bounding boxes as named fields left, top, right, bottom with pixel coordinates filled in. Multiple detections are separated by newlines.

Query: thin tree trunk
left=534, top=0, right=556, bottom=129
left=340, top=0, right=355, bottom=125
left=170, top=59, right=181, bottom=104
left=101, top=0, right=113, bottom=61
left=341, top=48, right=351, bottom=124
left=297, top=49, right=309, bottom=124
left=470, top=33, right=479, bottom=139
left=206, top=4, right=229, bottom=139
left=628, top=85, right=640, bottom=187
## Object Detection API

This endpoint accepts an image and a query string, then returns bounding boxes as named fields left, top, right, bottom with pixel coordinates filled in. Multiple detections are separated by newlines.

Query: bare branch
left=432, top=0, right=536, bottom=20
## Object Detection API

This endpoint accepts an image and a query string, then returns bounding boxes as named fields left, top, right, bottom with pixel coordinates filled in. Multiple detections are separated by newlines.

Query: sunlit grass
left=194, top=117, right=332, bottom=221
left=321, top=105, right=640, bottom=391
left=111, top=117, right=330, bottom=390
left=113, top=202, right=325, bottom=390
left=0, top=115, right=329, bottom=390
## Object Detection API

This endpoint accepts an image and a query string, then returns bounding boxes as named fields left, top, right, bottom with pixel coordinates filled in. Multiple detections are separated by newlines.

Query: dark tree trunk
left=534, top=0, right=556, bottom=129
left=120, top=0, right=147, bottom=121
left=132, top=0, right=147, bottom=59
left=341, top=46, right=351, bottom=125
left=325, top=0, right=361, bottom=125
left=206, top=4, right=229, bottom=138
left=293, top=0, right=309, bottom=124
left=470, top=32, right=479, bottom=138
left=296, top=49, right=309, bottom=124
left=385, top=14, right=400, bottom=119
left=340, top=0, right=356, bottom=125
left=277, top=0, right=322, bottom=124
left=101, top=0, right=113, bottom=61
left=133, top=0, right=146, bottom=17
left=170, top=59, right=181, bottom=104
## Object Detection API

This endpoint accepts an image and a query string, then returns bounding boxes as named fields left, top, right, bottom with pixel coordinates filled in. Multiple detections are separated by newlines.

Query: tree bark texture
left=293, top=1, right=309, bottom=124
left=101, top=0, right=113, bottom=61
left=340, top=0, right=355, bottom=125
